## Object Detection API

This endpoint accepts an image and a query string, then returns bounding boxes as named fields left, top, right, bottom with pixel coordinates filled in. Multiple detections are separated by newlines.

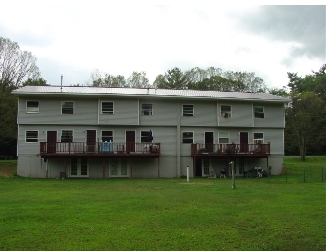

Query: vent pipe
left=61, top=74, right=63, bottom=92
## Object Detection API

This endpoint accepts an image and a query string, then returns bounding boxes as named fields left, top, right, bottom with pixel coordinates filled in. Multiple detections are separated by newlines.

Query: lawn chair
left=220, top=168, right=226, bottom=179
left=208, top=169, right=216, bottom=178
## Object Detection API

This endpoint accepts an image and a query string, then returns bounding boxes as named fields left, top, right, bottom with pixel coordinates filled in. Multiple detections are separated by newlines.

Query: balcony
left=191, top=143, right=270, bottom=157
left=40, top=142, right=160, bottom=158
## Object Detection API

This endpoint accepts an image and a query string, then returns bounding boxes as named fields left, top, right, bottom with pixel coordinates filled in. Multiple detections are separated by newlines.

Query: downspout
left=176, top=101, right=181, bottom=177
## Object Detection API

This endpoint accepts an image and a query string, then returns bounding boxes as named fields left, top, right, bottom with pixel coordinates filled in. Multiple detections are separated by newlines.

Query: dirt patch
left=0, top=166, right=17, bottom=177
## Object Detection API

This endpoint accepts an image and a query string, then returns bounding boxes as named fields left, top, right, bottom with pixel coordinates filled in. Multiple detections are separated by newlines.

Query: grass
left=0, top=157, right=325, bottom=250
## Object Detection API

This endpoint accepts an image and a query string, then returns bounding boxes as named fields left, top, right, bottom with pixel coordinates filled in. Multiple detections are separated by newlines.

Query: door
left=205, top=132, right=214, bottom=153
left=47, top=131, right=57, bottom=153
left=87, top=130, right=96, bottom=153
left=126, top=131, right=135, bottom=153
left=110, top=158, right=129, bottom=177
left=195, top=158, right=202, bottom=177
left=240, top=132, right=248, bottom=153
left=202, top=159, right=210, bottom=177
left=70, top=158, right=89, bottom=178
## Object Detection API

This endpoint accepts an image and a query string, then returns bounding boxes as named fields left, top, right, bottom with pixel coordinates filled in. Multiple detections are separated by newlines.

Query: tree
left=268, top=87, right=289, bottom=97
left=0, top=37, right=40, bottom=87
left=89, top=69, right=127, bottom=87
left=285, top=92, right=325, bottom=160
left=154, top=67, right=188, bottom=89
left=127, top=71, right=149, bottom=88
left=222, top=71, right=267, bottom=92
left=0, top=37, right=41, bottom=157
left=22, top=77, right=49, bottom=86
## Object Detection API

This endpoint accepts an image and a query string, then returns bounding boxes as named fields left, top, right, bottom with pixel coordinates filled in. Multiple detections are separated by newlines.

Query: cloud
left=235, top=5, right=326, bottom=64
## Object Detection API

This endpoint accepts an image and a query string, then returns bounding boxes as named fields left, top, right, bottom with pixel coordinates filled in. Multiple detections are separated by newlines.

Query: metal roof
left=12, top=86, right=290, bottom=102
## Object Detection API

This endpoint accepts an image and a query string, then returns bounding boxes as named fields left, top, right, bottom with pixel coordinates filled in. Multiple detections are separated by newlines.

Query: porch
left=191, top=143, right=270, bottom=157
left=40, top=142, right=161, bottom=158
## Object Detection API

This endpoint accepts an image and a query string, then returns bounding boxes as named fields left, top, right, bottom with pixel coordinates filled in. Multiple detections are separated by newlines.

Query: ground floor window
left=26, top=131, right=38, bottom=143
left=253, top=133, right=264, bottom=144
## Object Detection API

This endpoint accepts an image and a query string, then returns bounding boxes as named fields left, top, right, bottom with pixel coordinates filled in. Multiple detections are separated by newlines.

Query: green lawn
left=0, top=157, right=325, bottom=250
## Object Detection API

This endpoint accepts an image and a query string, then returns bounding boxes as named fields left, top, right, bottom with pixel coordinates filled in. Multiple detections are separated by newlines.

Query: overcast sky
left=0, top=1, right=325, bottom=89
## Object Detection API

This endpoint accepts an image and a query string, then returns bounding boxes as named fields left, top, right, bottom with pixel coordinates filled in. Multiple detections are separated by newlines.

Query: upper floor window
left=102, top=102, right=114, bottom=114
left=253, top=133, right=264, bottom=144
left=61, top=130, right=73, bottom=142
left=183, top=104, right=194, bottom=116
left=220, top=105, right=231, bottom=118
left=141, top=104, right=153, bottom=116
left=102, top=131, right=113, bottom=142
left=182, top=132, right=193, bottom=143
left=254, top=106, right=264, bottom=118
left=218, top=132, right=229, bottom=143
left=62, top=102, right=74, bottom=114
left=25, top=131, right=38, bottom=143
left=26, top=101, right=39, bottom=113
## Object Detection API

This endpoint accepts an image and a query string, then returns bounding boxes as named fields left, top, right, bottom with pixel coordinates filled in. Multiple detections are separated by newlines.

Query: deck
left=191, top=143, right=270, bottom=157
left=40, top=142, right=161, bottom=158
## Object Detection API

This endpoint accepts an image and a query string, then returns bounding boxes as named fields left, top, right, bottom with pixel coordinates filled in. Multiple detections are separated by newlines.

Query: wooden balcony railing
left=191, top=143, right=270, bottom=156
left=40, top=142, right=160, bottom=156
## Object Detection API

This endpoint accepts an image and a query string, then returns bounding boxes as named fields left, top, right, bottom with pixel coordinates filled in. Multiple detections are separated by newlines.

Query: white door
left=70, top=158, right=89, bottom=178
left=202, top=159, right=210, bottom=177
left=110, top=158, right=129, bottom=177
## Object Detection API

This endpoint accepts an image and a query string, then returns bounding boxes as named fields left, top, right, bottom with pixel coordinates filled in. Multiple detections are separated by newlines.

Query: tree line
left=0, top=36, right=325, bottom=159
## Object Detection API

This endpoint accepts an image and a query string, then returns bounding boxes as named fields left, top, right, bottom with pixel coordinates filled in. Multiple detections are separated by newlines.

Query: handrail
left=40, top=142, right=160, bottom=155
left=191, top=143, right=270, bottom=155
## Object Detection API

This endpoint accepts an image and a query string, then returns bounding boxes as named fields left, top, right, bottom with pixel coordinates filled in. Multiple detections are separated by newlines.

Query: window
left=141, top=104, right=153, bottom=115
left=26, top=131, right=38, bottom=143
left=253, top=133, right=264, bottom=144
left=141, top=131, right=153, bottom=142
left=182, top=132, right=193, bottom=143
left=102, top=102, right=114, bottom=114
left=183, top=105, right=194, bottom=116
left=102, top=131, right=113, bottom=142
left=220, top=105, right=231, bottom=117
left=254, top=106, right=264, bottom=118
left=218, top=132, right=229, bottom=143
left=61, top=130, right=73, bottom=142
left=26, top=101, right=39, bottom=113
left=62, top=102, right=74, bottom=114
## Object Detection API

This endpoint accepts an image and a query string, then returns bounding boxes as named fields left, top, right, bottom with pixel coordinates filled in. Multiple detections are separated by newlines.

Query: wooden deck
left=191, top=143, right=270, bottom=157
left=40, top=142, right=161, bottom=158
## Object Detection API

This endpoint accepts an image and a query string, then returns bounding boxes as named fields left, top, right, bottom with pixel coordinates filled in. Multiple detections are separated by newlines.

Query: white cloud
left=0, top=1, right=325, bottom=87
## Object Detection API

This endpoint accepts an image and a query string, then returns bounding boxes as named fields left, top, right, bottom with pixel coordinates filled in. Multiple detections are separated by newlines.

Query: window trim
left=101, top=130, right=114, bottom=142
left=101, top=101, right=114, bottom=114
left=218, top=131, right=230, bottom=144
left=26, top=101, right=39, bottom=113
left=182, top=131, right=194, bottom=144
left=25, top=130, right=39, bottom=143
left=254, top=106, right=265, bottom=118
left=253, top=132, right=264, bottom=144
left=141, top=103, right=153, bottom=116
left=220, top=105, right=232, bottom=118
left=182, top=104, right=194, bottom=117
left=61, top=101, right=74, bottom=115
left=61, top=130, right=74, bottom=143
